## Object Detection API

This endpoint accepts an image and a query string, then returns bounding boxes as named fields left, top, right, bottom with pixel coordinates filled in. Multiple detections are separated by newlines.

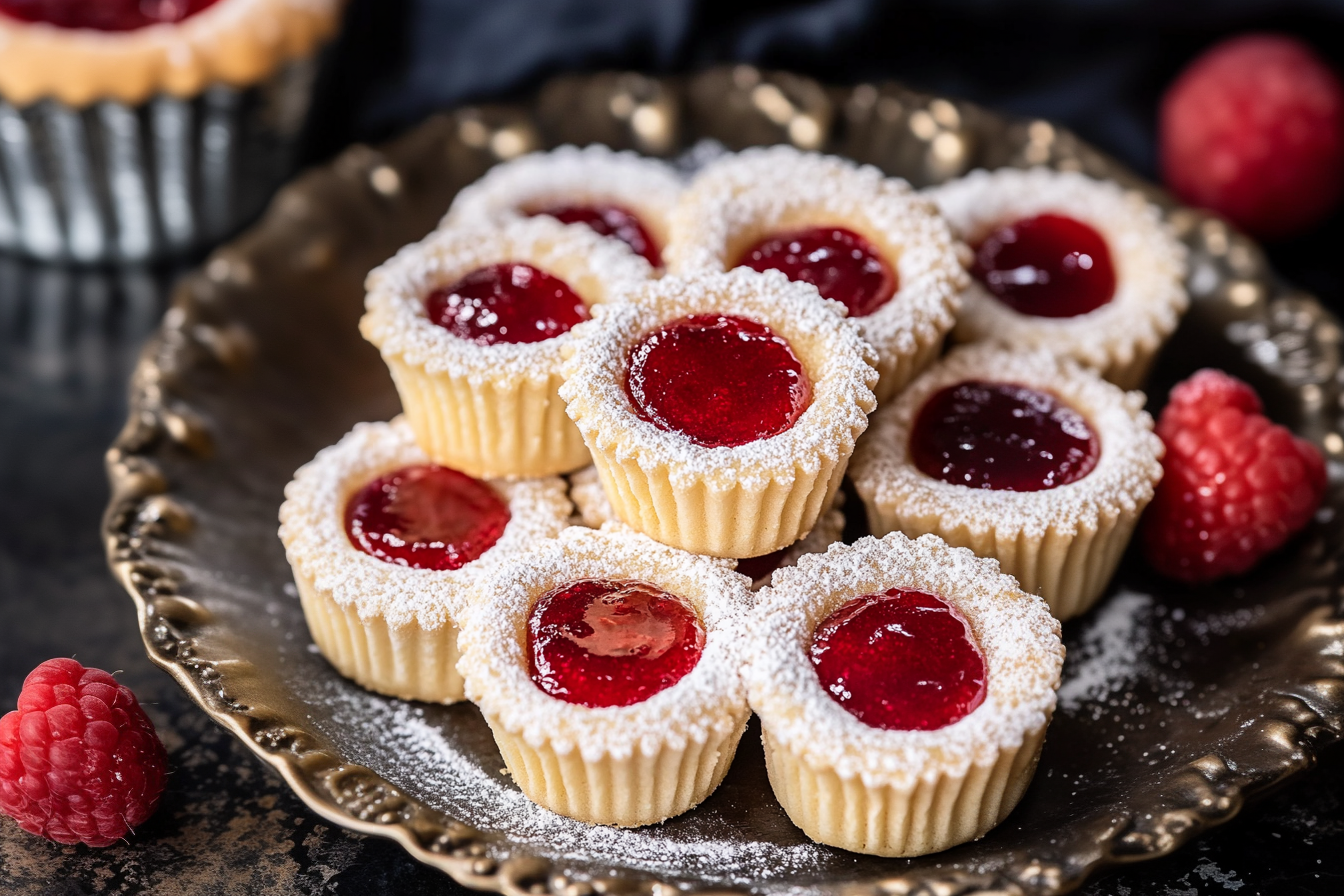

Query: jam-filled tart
left=744, top=532, right=1064, bottom=856
left=442, top=144, right=682, bottom=268
left=456, top=525, right=754, bottom=826
left=560, top=267, right=878, bottom=558
left=664, top=146, right=965, bottom=402
left=361, top=216, right=653, bottom=478
left=278, top=418, right=572, bottom=703
left=926, top=167, right=1188, bottom=389
left=849, top=344, right=1164, bottom=620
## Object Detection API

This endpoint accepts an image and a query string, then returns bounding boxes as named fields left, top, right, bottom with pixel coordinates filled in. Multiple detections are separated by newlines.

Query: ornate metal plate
left=102, top=67, right=1344, bottom=895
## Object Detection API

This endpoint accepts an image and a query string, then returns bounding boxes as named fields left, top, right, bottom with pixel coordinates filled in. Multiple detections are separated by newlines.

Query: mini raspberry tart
left=278, top=418, right=572, bottom=703
left=926, top=167, right=1188, bottom=389
left=849, top=345, right=1164, bottom=620
left=664, top=146, right=965, bottom=402
left=457, top=525, right=753, bottom=826
left=744, top=532, right=1063, bottom=856
left=560, top=267, right=877, bottom=558
left=442, top=145, right=683, bottom=267
left=361, top=216, right=653, bottom=478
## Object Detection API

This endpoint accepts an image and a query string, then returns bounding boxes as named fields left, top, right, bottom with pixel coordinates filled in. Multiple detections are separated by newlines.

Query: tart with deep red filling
left=456, top=525, right=754, bottom=826
left=441, top=144, right=682, bottom=268
left=925, top=167, right=1188, bottom=389
left=559, top=267, right=877, bottom=558
left=360, top=216, right=653, bottom=478
left=278, top=418, right=572, bottom=703
left=744, top=532, right=1064, bottom=856
left=849, top=344, right=1164, bottom=620
left=664, top=146, right=965, bottom=402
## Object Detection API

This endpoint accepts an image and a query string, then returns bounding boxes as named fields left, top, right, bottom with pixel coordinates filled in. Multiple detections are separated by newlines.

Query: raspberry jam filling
left=344, top=465, right=510, bottom=571
left=811, top=588, right=987, bottom=731
left=738, top=226, right=897, bottom=318
left=912, top=380, right=1099, bottom=492
left=972, top=213, right=1116, bottom=318
left=424, top=262, right=589, bottom=346
left=528, top=579, right=706, bottom=708
left=0, top=0, right=220, bottom=30
left=625, top=314, right=812, bottom=448
left=529, top=203, right=661, bottom=267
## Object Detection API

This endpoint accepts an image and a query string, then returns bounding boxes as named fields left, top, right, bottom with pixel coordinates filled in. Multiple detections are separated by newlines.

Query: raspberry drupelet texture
left=0, top=659, right=167, bottom=847
left=1143, top=369, right=1327, bottom=583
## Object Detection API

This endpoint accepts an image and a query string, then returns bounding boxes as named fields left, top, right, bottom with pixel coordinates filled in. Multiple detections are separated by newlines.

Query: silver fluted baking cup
left=0, top=57, right=318, bottom=264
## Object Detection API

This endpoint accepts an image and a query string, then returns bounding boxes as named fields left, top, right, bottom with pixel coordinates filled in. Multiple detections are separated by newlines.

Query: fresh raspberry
left=1143, top=369, right=1327, bottom=583
left=1159, top=34, right=1344, bottom=239
left=0, top=659, right=167, bottom=847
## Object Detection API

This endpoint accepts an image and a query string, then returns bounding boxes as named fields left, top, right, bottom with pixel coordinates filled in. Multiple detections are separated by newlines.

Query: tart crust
left=926, top=167, right=1188, bottom=389
left=278, top=418, right=572, bottom=703
left=849, top=344, right=1164, bottom=620
left=744, top=532, right=1064, bottom=856
left=457, top=525, right=754, bottom=826
left=664, top=146, right=966, bottom=402
left=441, top=144, right=682, bottom=264
left=0, top=0, right=343, bottom=106
left=559, top=267, right=878, bottom=558
left=361, top=216, right=654, bottom=479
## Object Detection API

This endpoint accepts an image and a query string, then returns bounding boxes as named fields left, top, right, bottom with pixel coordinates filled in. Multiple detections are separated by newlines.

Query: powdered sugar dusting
left=1058, top=589, right=1154, bottom=713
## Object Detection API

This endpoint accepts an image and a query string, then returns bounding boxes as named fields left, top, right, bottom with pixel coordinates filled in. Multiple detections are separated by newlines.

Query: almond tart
left=278, top=417, right=571, bottom=703
left=849, top=344, right=1164, bottom=620
left=744, top=532, right=1064, bottom=856
left=560, top=267, right=877, bottom=558
left=457, top=525, right=754, bottom=826
left=664, top=146, right=965, bottom=402
left=925, top=167, right=1188, bottom=389
left=442, top=144, right=682, bottom=268
left=360, top=215, right=654, bottom=479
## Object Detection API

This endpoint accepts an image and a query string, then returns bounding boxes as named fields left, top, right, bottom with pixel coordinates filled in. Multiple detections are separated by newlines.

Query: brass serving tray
left=102, top=67, right=1344, bottom=895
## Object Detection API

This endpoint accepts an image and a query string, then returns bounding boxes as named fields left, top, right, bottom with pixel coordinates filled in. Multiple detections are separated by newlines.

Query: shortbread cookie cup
left=278, top=418, right=572, bottom=703
left=360, top=216, right=654, bottom=479
left=441, top=144, right=682, bottom=264
left=665, top=146, right=966, bottom=403
left=745, top=532, right=1064, bottom=857
left=849, top=345, right=1164, bottom=620
left=926, top=167, right=1188, bottom=389
left=560, top=267, right=878, bottom=558
left=457, top=526, right=754, bottom=826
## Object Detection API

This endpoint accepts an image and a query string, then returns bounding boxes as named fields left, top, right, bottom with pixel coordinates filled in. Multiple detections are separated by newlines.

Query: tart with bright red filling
left=560, top=267, right=877, bottom=558
left=664, top=146, right=965, bottom=402
left=744, top=532, right=1063, bottom=856
left=926, top=167, right=1188, bottom=389
left=442, top=144, right=682, bottom=267
left=278, top=418, right=572, bottom=703
left=850, top=344, right=1164, bottom=620
left=457, top=526, right=753, bottom=826
left=361, top=216, right=653, bottom=479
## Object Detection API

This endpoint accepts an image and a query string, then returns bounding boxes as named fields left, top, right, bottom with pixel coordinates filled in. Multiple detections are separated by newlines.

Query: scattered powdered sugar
left=1057, top=589, right=1154, bottom=713
left=850, top=343, right=1165, bottom=539
left=360, top=215, right=653, bottom=388
left=560, top=267, right=878, bottom=491
left=925, top=167, right=1188, bottom=375
left=278, top=417, right=572, bottom=628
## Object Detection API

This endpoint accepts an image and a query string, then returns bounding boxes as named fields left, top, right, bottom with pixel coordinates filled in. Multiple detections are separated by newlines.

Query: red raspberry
left=1143, top=369, right=1327, bottom=583
left=1159, top=34, right=1344, bottom=239
left=0, top=659, right=167, bottom=847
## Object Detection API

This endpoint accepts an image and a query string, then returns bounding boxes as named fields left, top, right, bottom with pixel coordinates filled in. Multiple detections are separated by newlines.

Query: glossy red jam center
left=527, top=579, right=705, bottom=708
left=811, top=588, right=987, bottom=731
left=911, top=380, right=1099, bottom=492
left=344, top=465, right=510, bottom=571
left=424, top=262, right=588, bottom=346
left=972, top=213, right=1116, bottom=317
left=0, top=0, right=220, bottom=30
left=530, top=203, right=661, bottom=267
left=738, top=226, right=897, bottom=318
left=625, top=314, right=811, bottom=448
